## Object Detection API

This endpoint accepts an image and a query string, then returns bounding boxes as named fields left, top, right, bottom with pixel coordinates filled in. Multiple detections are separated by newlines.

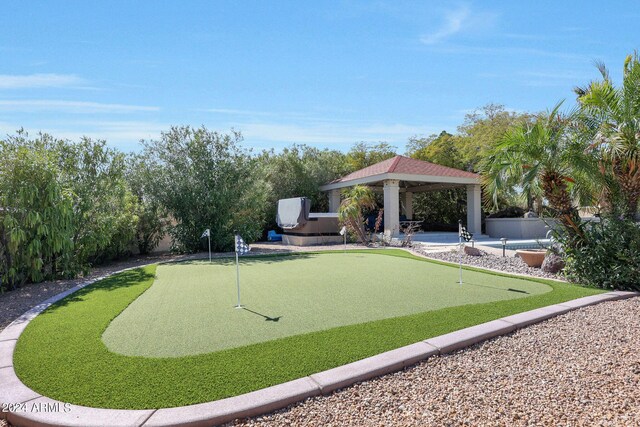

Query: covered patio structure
left=319, top=155, right=482, bottom=237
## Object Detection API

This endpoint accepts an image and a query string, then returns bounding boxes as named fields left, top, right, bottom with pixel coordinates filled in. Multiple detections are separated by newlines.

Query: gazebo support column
left=466, top=184, right=482, bottom=234
left=328, top=189, right=341, bottom=213
left=400, top=191, right=413, bottom=219
left=383, top=179, right=400, bottom=237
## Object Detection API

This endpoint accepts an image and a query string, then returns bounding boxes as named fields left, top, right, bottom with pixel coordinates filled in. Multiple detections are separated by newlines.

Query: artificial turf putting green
left=13, top=250, right=604, bottom=409
left=103, top=252, right=551, bottom=357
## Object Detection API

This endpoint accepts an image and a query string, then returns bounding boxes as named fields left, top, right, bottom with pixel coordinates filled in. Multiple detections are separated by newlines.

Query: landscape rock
left=541, top=252, right=565, bottom=274
left=463, top=246, right=482, bottom=256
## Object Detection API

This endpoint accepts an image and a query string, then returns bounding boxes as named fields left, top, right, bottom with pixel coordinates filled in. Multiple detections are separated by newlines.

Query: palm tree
left=575, top=52, right=640, bottom=218
left=338, top=185, right=376, bottom=243
left=482, top=102, right=590, bottom=236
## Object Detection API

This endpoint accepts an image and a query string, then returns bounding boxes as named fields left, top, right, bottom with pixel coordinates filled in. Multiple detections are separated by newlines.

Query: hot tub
left=276, top=197, right=342, bottom=246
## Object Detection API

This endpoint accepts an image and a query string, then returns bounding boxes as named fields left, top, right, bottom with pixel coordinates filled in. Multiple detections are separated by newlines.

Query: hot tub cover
left=277, top=197, right=311, bottom=230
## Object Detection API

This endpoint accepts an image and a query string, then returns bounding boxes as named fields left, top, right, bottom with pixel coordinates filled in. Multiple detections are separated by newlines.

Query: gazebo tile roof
left=332, top=155, right=479, bottom=183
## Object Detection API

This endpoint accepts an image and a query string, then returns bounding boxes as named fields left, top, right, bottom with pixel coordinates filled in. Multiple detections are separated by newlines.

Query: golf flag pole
left=339, top=226, right=347, bottom=253
left=457, top=221, right=473, bottom=285
left=458, top=220, right=463, bottom=285
left=235, top=250, right=241, bottom=308
left=201, top=229, right=211, bottom=262
left=234, top=234, right=250, bottom=309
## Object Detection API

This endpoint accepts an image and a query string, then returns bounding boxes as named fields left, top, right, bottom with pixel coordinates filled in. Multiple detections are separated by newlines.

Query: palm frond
left=594, top=59, right=610, bottom=81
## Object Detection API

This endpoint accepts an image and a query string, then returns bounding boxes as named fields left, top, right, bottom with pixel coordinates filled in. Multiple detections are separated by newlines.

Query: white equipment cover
left=276, top=197, right=311, bottom=230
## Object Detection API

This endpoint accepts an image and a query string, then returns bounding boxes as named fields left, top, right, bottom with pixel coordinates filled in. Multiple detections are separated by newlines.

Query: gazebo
left=319, top=155, right=482, bottom=237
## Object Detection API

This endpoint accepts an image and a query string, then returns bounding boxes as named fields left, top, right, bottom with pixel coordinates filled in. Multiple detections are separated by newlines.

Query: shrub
left=486, top=206, right=525, bottom=218
left=558, top=216, right=640, bottom=291
left=142, top=127, right=268, bottom=252
left=0, top=135, right=75, bottom=290
left=126, top=155, right=168, bottom=255
left=56, top=137, right=140, bottom=267
left=412, top=188, right=467, bottom=230
left=0, top=133, right=144, bottom=290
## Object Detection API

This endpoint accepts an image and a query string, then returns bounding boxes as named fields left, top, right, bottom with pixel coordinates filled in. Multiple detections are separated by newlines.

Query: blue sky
left=0, top=1, right=636, bottom=152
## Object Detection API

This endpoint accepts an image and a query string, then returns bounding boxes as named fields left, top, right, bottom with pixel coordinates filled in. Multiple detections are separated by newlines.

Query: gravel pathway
left=415, top=246, right=561, bottom=280
left=231, top=297, right=640, bottom=427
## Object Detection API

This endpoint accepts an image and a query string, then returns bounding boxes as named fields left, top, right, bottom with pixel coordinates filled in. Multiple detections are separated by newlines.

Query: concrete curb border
left=0, top=258, right=637, bottom=427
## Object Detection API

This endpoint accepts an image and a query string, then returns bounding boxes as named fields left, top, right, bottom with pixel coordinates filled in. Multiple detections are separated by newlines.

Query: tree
left=411, top=191, right=466, bottom=231
left=143, top=126, right=268, bottom=252
left=346, top=142, right=397, bottom=171
left=338, top=185, right=377, bottom=243
left=405, top=131, right=465, bottom=229
left=407, top=131, right=465, bottom=169
left=457, top=104, right=537, bottom=172
left=575, top=52, right=640, bottom=218
left=258, top=145, right=348, bottom=232
left=0, top=133, right=75, bottom=290
left=56, top=138, right=139, bottom=267
left=482, top=103, right=587, bottom=236
left=406, top=108, right=535, bottom=221
left=126, top=154, right=169, bottom=254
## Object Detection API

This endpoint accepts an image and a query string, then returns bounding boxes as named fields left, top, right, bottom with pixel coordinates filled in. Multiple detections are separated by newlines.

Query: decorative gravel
left=232, top=297, right=640, bottom=427
left=415, top=246, right=561, bottom=280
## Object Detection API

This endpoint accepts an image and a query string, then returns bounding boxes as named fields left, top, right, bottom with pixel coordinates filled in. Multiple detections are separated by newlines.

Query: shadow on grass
left=242, top=307, right=282, bottom=322
left=44, top=268, right=156, bottom=311
left=462, top=281, right=530, bottom=294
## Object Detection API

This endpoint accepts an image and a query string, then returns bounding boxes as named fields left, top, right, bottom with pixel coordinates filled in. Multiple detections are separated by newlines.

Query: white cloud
left=420, top=5, right=471, bottom=45
left=0, top=116, right=440, bottom=153
left=0, top=74, right=88, bottom=89
left=0, top=100, right=159, bottom=113
left=236, top=121, right=435, bottom=146
left=0, top=120, right=167, bottom=152
left=240, top=123, right=351, bottom=144
left=53, top=121, right=167, bottom=148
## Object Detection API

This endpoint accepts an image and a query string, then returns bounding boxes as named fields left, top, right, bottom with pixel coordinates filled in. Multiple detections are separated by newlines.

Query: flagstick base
left=234, top=305, right=244, bottom=309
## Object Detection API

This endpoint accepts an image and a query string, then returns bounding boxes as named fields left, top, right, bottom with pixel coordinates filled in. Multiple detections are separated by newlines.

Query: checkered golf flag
left=235, top=234, right=250, bottom=255
left=459, top=225, right=473, bottom=242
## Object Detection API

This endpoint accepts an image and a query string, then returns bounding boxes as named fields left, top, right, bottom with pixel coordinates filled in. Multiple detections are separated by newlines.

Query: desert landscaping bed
left=415, top=246, right=561, bottom=280
left=232, top=296, right=640, bottom=426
